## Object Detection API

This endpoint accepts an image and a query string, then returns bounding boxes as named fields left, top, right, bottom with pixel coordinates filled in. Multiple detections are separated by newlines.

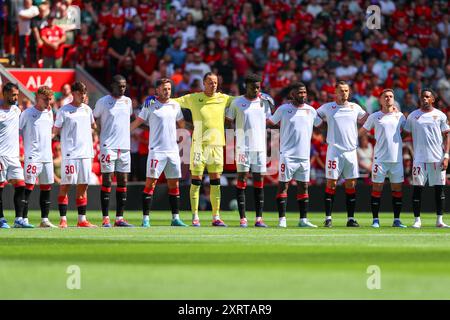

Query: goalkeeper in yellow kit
left=174, top=72, right=234, bottom=227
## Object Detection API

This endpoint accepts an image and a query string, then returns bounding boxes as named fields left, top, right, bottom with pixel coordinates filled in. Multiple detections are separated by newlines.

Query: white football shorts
left=412, top=161, right=446, bottom=186
left=61, top=158, right=92, bottom=185
left=371, top=161, right=404, bottom=184
left=278, top=155, right=310, bottom=182
left=236, top=149, right=266, bottom=173
left=99, top=148, right=131, bottom=173
left=24, top=161, right=54, bottom=185
left=325, top=147, right=359, bottom=180
left=146, top=151, right=181, bottom=179
left=0, top=156, right=24, bottom=182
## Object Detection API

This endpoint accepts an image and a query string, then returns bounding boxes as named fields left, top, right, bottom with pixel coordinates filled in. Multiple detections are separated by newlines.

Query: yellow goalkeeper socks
left=210, top=184, right=221, bottom=215
left=190, top=183, right=201, bottom=215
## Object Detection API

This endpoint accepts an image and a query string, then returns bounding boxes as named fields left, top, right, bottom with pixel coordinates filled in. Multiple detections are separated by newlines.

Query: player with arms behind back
left=20, top=86, right=57, bottom=228
left=174, top=72, right=234, bottom=227
left=360, top=89, right=407, bottom=228
left=225, top=73, right=272, bottom=228
left=131, top=78, right=188, bottom=227
left=0, top=83, right=30, bottom=228
left=317, top=81, right=368, bottom=227
left=403, top=89, right=450, bottom=228
left=53, top=82, right=97, bottom=228
left=94, top=75, right=134, bottom=227
left=268, top=82, right=322, bottom=228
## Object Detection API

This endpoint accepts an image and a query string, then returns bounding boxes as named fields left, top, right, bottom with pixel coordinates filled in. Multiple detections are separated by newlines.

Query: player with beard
left=267, top=82, right=322, bottom=228
left=404, top=89, right=450, bottom=228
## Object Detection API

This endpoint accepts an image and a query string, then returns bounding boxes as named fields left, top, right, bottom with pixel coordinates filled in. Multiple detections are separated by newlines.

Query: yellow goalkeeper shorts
left=190, top=145, right=223, bottom=176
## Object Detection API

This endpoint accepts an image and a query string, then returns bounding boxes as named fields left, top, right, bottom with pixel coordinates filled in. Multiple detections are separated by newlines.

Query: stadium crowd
left=0, top=0, right=449, bottom=186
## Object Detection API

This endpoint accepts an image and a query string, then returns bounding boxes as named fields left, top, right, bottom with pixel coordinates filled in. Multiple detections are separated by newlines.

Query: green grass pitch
left=0, top=210, right=449, bottom=300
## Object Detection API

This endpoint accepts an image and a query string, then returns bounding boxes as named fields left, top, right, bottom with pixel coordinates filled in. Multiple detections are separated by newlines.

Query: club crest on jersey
left=199, top=99, right=204, bottom=102
left=241, top=103, right=247, bottom=108
left=332, top=105, right=337, bottom=109
left=0, top=114, right=5, bottom=120
left=433, top=115, right=438, bottom=121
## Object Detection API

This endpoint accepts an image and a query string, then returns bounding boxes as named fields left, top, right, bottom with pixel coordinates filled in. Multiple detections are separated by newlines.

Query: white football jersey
left=93, top=95, right=132, bottom=150
left=269, top=103, right=322, bottom=159
left=19, top=106, right=54, bottom=162
left=317, top=102, right=367, bottom=151
left=54, top=103, right=95, bottom=159
left=363, top=111, right=406, bottom=162
left=0, top=104, right=21, bottom=157
left=404, top=108, right=450, bottom=162
left=226, top=95, right=271, bottom=152
left=138, top=98, right=183, bottom=153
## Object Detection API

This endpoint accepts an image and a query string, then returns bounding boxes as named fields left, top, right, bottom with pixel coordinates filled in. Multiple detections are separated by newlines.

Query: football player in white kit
left=225, top=73, right=272, bottom=228
left=53, top=82, right=97, bottom=228
left=20, top=86, right=57, bottom=228
left=130, top=78, right=188, bottom=227
left=403, top=89, right=450, bottom=228
left=360, top=89, right=407, bottom=228
left=0, top=82, right=31, bottom=228
left=317, top=81, right=368, bottom=227
left=267, top=82, right=322, bottom=228
left=94, top=75, right=133, bottom=227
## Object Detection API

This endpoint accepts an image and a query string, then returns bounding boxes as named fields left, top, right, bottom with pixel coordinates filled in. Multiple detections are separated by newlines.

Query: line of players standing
left=0, top=74, right=448, bottom=229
